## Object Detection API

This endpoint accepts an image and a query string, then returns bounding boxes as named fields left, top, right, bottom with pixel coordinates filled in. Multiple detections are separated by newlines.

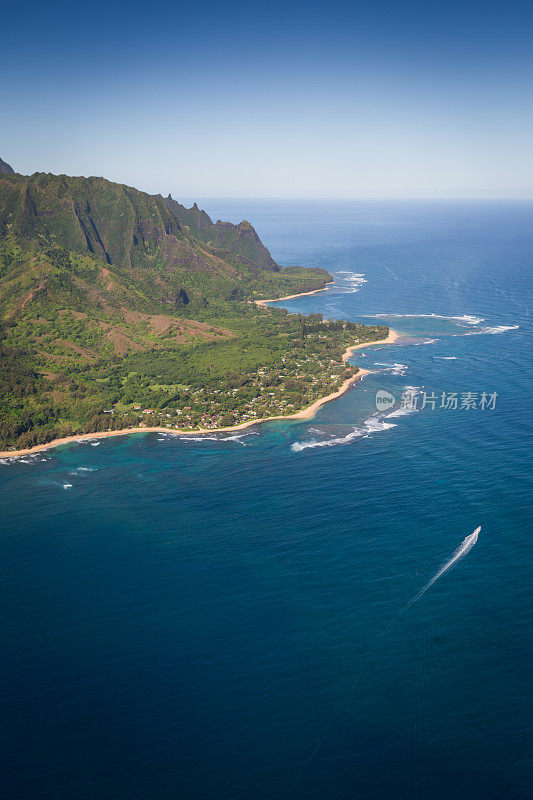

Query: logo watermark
left=375, top=389, right=395, bottom=411
left=375, top=388, right=498, bottom=412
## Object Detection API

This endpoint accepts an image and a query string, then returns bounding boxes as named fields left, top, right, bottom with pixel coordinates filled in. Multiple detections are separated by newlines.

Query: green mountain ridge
left=0, top=172, right=280, bottom=293
left=163, top=194, right=278, bottom=270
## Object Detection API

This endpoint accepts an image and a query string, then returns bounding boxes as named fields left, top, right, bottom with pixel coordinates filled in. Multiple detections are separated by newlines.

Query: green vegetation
left=0, top=168, right=387, bottom=450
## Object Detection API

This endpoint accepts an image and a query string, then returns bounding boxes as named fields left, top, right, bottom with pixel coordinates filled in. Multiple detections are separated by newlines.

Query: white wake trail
left=408, top=526, right=481, bottom=605
left=292, top=524, right=481, bottom=787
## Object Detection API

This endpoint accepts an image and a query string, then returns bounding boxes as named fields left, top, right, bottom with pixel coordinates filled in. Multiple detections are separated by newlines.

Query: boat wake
left=408, top=526, right=481, bottom=605
left=292, top=524, right=482, bottom=785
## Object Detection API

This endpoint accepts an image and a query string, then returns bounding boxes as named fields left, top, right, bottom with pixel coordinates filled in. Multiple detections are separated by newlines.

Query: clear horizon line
left=175, top=195, right=533, bottom=201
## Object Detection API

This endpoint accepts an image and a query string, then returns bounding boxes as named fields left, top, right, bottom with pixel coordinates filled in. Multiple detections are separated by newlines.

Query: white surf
left=373, top=313, right=484, bottom=325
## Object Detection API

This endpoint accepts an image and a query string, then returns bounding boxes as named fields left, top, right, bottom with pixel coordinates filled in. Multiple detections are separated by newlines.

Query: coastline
left=0, top=331, right=398, bottom=459
left=254, top=281, right=334, bottom=306
left=341, top=328, right=399, bottom=358
left=0, top=368, right=370, bottom=459
left=0, top=273, right=399, bottom=460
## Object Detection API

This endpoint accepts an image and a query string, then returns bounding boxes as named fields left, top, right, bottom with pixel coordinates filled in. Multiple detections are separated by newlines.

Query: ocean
left=1, top=200, right=531, bottom=799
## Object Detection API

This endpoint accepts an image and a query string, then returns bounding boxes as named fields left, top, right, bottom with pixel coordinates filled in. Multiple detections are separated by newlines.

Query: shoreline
left=341, top=328, right=399, bottom=358
left=0, top=332, right=398, bottom=460
left=254, top=281, right=334, bottom=306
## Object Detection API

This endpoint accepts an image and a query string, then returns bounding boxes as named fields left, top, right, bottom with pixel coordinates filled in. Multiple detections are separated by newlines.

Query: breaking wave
left=480, top=324, right=519, bottom=335
left=291, top=416, right=396, bottom=452
left=182, top=436, right=225, bottom=441
left=373, top=313, right=484, bottom=325
left=180, top=432, right=256, bottom=445
left=221, top=434, right=256, bottom=443
left=386, top=406, right=415, bottom=418
left=374, top=362, right=408, bottom=375
left=0, top=454, right=50, bottom=465
left=456, top=323, right=519, bottom=337
left=385, top=386, right=422, bottom=417
left=292, top=383, right=423, bottom=452
left=335, top=271, right=368, bottom=293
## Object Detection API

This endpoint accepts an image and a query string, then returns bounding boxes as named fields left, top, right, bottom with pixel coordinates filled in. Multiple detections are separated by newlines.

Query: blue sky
left=2, top=0, right=532, bottom=197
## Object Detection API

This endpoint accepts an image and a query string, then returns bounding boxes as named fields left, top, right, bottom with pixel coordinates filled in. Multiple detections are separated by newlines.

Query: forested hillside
left=0, top=162, right=387, bottom=450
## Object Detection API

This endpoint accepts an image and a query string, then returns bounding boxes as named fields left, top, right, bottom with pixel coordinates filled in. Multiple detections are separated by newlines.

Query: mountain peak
left=0, top=157, right=15, bottom=175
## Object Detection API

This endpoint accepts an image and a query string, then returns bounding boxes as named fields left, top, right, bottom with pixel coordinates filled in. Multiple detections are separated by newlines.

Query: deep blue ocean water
left=1, top=200, right=531, bottom=799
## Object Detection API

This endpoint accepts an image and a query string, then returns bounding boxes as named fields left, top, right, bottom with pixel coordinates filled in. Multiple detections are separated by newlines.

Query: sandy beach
left=254, top=281, right=334, bottom=306
left=0, top=371, right=369, bottom=459
left=0, top=330, right=399, bottom=459
left=341, top=328, right=399, bottom=360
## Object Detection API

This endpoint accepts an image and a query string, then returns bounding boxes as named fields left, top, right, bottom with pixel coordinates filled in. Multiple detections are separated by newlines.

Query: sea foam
left=373, top=313, right=484, bottom=325
left=386, top=406, right=415, bottom=418
left=291, top=416, right=396, bottom=452
left=458, top=323, right=519, bottom=337
left=181, top=432, right=252, bottom=444
left=480, top=324, right=519, bottom=335
left=335, top=271, right=368, bottom=293
left=374, top=362, right=408, bottom=375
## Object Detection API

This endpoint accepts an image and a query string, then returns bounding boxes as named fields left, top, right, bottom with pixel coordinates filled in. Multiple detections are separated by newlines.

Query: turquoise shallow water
left=1, top=201, right=532, bottom=799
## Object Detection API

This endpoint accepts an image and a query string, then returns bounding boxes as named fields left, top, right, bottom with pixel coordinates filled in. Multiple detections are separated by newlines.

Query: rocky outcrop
left=0, top=157, right=15, bottom=175
left=163, top=194, right=279, bottom=271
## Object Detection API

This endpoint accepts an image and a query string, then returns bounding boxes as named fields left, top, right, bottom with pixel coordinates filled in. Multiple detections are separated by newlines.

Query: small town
left=109, top=354, right=358, bottom=430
